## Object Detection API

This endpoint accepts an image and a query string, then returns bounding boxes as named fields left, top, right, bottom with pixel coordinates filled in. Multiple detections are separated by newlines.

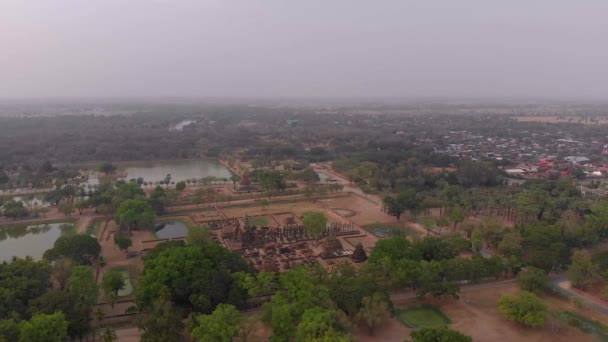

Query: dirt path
left=550, top=274, right=608, bottom=316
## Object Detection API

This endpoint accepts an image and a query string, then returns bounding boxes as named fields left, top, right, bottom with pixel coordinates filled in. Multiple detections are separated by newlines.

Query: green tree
left=187, top=225, right=212, bottom=246
left=356, top=292, right=391, bottom=334
left=18, top=312, right=68, bottom=342
left=102, top=327, right=117, bottom=342
left=58, top=202, right=73, bottom=218
left=471, top=231, right=482, bottom=254
left=114, top=235, right=133, bottom=254
left=0, top=257, right=52, bottom=320
left=67, top=265, right=98, bottom=307
left=517, top=267, right=547, bottom=293
left=43, top=234, right=101, bottom=265
left=102, top=270, right=125, bottom=297
left=2, top=200, right=29, bottom=219
left=295, top=307, right=349, bottom=342
left=148, top=186, right=168, bottom=215
left=497, top=291, right=547, bottom=328
left=175, top=181, right=186, bottom=192
left=96, top=162, right=117, bottom=174
left=383, top=196, right=405, bottom=222
left=137, top=297, right=184, bottom=342
left=411, top=327, right=472, bottom=342
left=303, top=212, right=328, bottom=238
left=29, top=291, right=91, bottom=339
left=446, top=206, right=465, bottom=231
left=568, top=250, right=603, bottom=289
left=115, top=199, right=156, bottom=231
left=0, top=319, right=19, bottom=342
left=190, top=304, right=242, bottom=342
left=498, top=232, right=523, bottom=257
left=136, top=244, right=251, bottom=313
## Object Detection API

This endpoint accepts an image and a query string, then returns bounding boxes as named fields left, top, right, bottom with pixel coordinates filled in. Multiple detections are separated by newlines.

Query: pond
left=121, top=160, right=231, bottom=184
left=0, top=222, right=75, bottom=262
left=154, top=221, right=189, bottom=239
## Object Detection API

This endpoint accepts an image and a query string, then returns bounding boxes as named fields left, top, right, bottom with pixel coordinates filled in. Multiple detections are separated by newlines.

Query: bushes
left=498, top=291, right=547, bottom=328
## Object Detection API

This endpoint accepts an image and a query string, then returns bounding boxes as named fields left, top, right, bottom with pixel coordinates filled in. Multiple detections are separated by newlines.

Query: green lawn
left=396, top=304, right=451, bottom=328
left=249, top=217, right=269, bottom=226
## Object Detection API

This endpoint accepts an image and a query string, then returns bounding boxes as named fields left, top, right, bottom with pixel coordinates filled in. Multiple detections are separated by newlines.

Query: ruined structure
left=351, top=242, right=368, bottom=263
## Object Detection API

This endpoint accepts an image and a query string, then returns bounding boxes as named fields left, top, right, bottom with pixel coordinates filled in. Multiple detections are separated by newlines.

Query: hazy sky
left=1, top=1, right=607, bottom=99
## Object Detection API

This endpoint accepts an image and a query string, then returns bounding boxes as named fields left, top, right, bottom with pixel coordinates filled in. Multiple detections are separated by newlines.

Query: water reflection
left=0, top=222, right=74, bottom=261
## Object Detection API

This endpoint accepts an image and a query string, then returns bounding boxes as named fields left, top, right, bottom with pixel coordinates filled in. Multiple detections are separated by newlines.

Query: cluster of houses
left=435, top=129, right=608, bottom=180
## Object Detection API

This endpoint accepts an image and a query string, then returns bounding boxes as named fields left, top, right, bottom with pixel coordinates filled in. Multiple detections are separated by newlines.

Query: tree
left=187, top=226, right=212, bottom=246
left=295, top=307, right=349, bottom=342
left=411, top=327, right=472, bottom=342
left=67, top=266, right=98, bottom=307
left=136, top=244, right=251, bottom=313
left=115, top=199, right=156, bottom=231
left=498, top=232, right=523, bottom=257
left=356, top=292, right=391, bottom=334
left=137, top=297, right=184, bottom=342
left=148, top=186, right=168, bottom=215
left=102, top=327, right=117, bottom=342
left=29, top=291, right=91, bottom=339
left=517, top=267, right=547, bottom=293
left=190, top=304, right=242, bottom=342
left=96, top=162, right=117, bottom=174
left=0, top=319, right=19, bottom=342
left=383, top=196, right=405, bottom=222
left=447, top=207, right=465, bottom=231
left=0, top=257, right=52, bottom=320
left=2, top=200, right=29, bottom=219
left=568, top=250, right=603, bottom=289
left=58, top=202, right=73, bottom=218
left=75, top=199, right=89, bottom=215
left=18, top=312, right=69, bottom=342
left=52, top=257, right=74, bottom=290
left=43, top=234, right=101, bottom=265
left=114, top=235, right=133, bottom=254
left=230, top=174, right=241, bottom=187
left=175, top=181, right=186, bottom=192
left=497, top=291, right=547, bottom=328
left=303, top=212, right=327, bottom=238
left=471, top=231, right=482, bottom=254
left=102, top=270, right=125, bottom=297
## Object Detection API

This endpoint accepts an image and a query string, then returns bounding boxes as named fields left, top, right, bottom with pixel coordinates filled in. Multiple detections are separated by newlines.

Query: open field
left=396, top=304, right=451, bottom=328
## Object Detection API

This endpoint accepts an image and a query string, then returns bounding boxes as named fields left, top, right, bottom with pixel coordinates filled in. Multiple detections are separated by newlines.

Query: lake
left=0, top=222, right=75, bottom=262
left=121, top=159, right=232, bottom=184
left=155, top=221, right=189, bottom=239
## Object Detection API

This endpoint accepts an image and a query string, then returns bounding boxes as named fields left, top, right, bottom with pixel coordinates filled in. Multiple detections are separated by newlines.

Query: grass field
left=396, top=304, right=451, bottom=328
left=249, top=217, right=269, bottom=226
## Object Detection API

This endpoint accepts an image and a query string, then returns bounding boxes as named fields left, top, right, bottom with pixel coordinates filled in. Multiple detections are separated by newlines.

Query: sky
left=1, top=0, right=607, bottom=99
